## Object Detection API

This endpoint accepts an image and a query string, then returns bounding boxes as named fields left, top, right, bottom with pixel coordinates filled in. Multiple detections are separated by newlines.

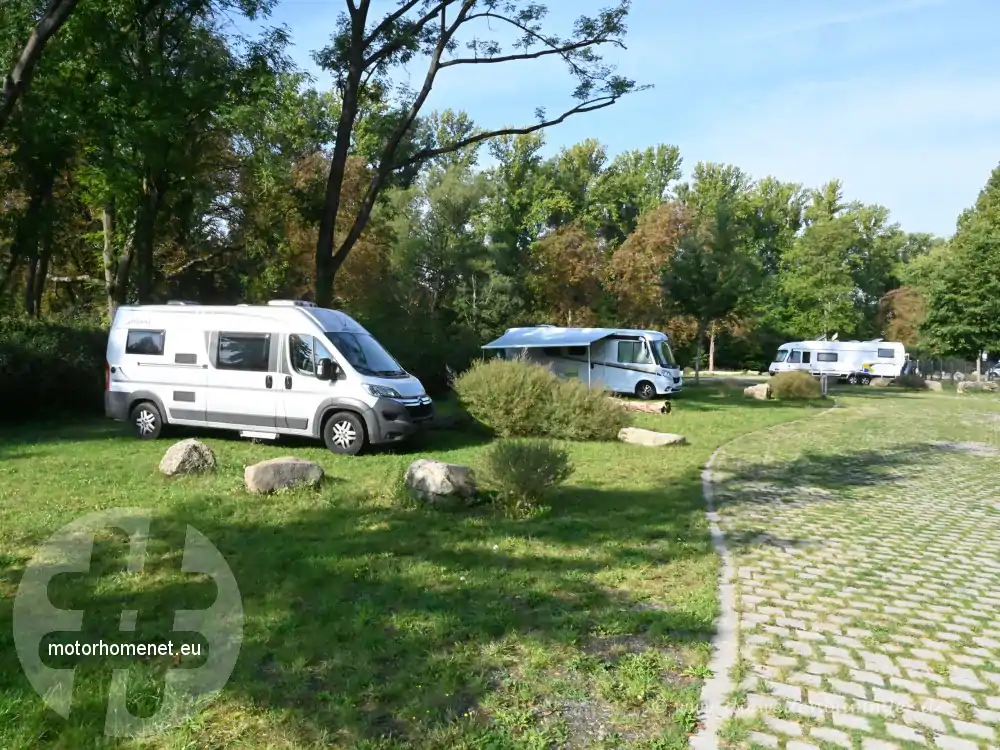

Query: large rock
left=869, top=377, right=894, bottom=387
left=924, top=380, right=943, bottom=392
left=608, top=397, right=671, bottom=414
left=244, top=456, right=324, bottom=494
left=405, top=459, right=477, bottom=503
left=743, top=383, right=772, bottom=401
left=617, top=427, right=687, bottom=447
left=159, top=439, right=216, bottom=476
left=957, top=380, right=999, bottom=395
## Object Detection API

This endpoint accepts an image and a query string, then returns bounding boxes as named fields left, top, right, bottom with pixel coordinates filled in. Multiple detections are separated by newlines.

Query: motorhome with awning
left=482, top=326, right=683, bottom=398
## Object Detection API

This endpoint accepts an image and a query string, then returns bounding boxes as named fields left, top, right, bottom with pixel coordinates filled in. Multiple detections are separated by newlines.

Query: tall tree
left=311, top=0, right=641, bottom=306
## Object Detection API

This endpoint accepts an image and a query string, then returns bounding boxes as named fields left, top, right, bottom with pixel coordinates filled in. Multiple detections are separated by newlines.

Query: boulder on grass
left=744, top=383, right=772, bottom=401
left=957, top=380, right=999, bottom=395
left=617, top=427, right=686, bottom=447
left=244, top=456, right=324, bottom=494
left=869, top=377, right=894, bottom=387
left=405, top=459, right=477, bottom=503
left=159, top=439, right=215, bottom=476
left=924, top=380, right=943, bottom=392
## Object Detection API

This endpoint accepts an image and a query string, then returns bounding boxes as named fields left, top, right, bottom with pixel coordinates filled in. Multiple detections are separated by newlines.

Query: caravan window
left=817, top=352, right=838, bottom=362
left=774, top=349, right=789, bottom=362
left=788, top=351, right=802, bottom=364
left=877, top=348, right=895, bottom=359
left=290, top=335, right=334, bottom=376
left=126, top=330, right=165, bottom=356
left=618, top=341, right=653, bottom=365
left=218, top=333, right=270, bottom=371
left=566, top=346, right=587, bottom=356
left=802, top=352, right=812, bottom=364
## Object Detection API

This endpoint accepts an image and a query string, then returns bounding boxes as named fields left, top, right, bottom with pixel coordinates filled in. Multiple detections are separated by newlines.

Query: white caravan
left=768, top=339, right=907, bottom=384
left=482, top=326, right=683, bottom=398
left=105, top=300, right=433, bottom=455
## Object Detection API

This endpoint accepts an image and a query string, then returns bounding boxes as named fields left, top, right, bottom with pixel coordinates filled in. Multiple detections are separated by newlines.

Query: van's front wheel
left=130, top=402, right=163, bottom=440
left=323, top=411, right=366, bottom=455
left=635, top=381, right=657, bottom=400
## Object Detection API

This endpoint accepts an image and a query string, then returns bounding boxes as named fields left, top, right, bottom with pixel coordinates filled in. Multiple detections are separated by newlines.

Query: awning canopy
left=482, top=327, right=614, bottom=350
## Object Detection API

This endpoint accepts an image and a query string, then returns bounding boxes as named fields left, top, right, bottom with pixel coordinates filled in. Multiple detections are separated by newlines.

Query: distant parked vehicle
left=988, top=364, right=1000, bottom=381
left=768, top=339, right=907, bottom=385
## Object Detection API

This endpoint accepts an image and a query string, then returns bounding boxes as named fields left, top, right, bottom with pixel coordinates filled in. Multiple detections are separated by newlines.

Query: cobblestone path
left=710, top=393, right=1000, bottom=750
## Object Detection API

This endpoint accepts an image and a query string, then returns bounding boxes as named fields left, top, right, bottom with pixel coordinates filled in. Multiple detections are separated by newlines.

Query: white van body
left=768, top=340, right=907, bottom=382
left=105, top=300, right=433, bottom=454
left=482, top=326, right=683, bottom=398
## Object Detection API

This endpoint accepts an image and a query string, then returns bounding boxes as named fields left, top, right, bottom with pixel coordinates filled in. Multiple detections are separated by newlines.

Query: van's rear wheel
left=323, top=411, right=366, bottom=455
left=130, top=402, right=163, bottom=440
left=847, top=373, right=859, bottom=385
left=635, top=381, right=657, bottom=400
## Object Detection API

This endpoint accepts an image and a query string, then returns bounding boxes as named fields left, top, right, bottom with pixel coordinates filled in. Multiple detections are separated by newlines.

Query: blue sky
left=251, top=0, right=1000, bottom=237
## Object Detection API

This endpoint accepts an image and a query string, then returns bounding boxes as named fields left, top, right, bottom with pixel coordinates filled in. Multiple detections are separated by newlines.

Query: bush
left=892, top=373, right=927, bottom=390
left=453, top=358, right=630, bottom=440
left=479, top=438, right=573, bottom=516
left=0, top=316, right=107, bottom=423
left=770, top=371, right=822, bottom=400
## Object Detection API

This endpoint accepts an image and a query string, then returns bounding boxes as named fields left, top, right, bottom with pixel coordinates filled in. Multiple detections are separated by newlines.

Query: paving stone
left=832, top=712, right=873, bottom=731
left=765, top=681, right=803, bottom=702
left=855, top=699, right=897, bottom=717
left=937, top=687, right=977, bottom=705
left=902, top=709, right=948, bottom=733
left=784, top=701, right=825, bottom=719
left=763, top=716, right=802, bottom=736
left=933, top=735, right=980, bottom=750
left=861, top=739, right=899, bottom=750
left=807, top=689, right=848, bottom=711
left=889, top=676, right=930, bottom=694
left=810, top=727, right=852, bottom=748
left=974, top=708, right=1000, bottom=726
left=787, top=671, right=824, bottom=688
left=950, top=719, right=995, bottom=740
left=949, top=667, right=987, bottom=690
left=806, top=662, right=840, bottom=676
left=887, top=723, right=926, bottom=744
left=919, top=697, right=959, bottom=717
left=786, top=742, right=820, bottom=750
left=850, top=669, right=887, bottom=686
left=749, top=732, right=779, bottom=748
left=828, top=678, right=867, bottom=699
left=872, top=687, right=915, bottom=709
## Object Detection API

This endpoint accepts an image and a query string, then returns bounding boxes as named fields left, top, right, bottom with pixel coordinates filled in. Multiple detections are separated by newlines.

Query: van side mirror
left=316, top=358, right=339, bottom=381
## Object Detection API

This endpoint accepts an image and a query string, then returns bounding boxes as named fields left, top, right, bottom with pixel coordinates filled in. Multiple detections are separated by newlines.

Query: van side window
left=566, top=346, right=587, bottom=356
left=290, top=335, right=334, bottom=376
left=218, top=333, right=270, bottom=371
left=126, top=330, right=165, bottom=356
left=817, top=352, right=838, bottom=362
left=788, top=350, right=801, bottom=364
left=877, top=348, right=895, bottom=359
left=802, top=351, right=812, bottom=364
left=618, top=341, right=652, bottom=364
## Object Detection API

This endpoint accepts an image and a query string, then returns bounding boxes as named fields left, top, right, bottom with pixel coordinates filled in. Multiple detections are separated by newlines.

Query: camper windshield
left=325, top=332, right=406, bottom=377
left=651, top=339, right=677, bottom=368
left=774, top=349, right=789, bottom=362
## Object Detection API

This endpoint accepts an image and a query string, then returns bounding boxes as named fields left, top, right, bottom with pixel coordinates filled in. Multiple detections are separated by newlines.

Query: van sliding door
left=204, top=332, right=279, bottom=429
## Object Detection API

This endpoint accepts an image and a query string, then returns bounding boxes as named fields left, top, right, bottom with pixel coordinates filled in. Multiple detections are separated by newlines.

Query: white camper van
left=482, top=326, right=683, bottom=398
left=105, top=300, right=433, bottom=455
left=768, top=339, right=907, bottom=384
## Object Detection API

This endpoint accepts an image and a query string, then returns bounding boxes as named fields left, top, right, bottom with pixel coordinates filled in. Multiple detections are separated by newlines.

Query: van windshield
left=325, top=332, right=406, bottom=377
left=650, top=339, right=677, bottom=368
left=774, top=349, right=789, bottom=362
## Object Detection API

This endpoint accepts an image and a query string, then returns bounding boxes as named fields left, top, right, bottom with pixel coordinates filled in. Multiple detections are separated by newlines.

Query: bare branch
left=440, top=36, right=609, bottom=68
left=363, top=0, right=444, bottom=47
left=363, top=3, right=450, bottom=69
left=396, top=95, right=620, bottom=169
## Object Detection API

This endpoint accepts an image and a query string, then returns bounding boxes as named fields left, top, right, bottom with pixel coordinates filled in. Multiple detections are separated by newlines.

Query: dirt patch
left=930, top=441, right=1000, bottom=457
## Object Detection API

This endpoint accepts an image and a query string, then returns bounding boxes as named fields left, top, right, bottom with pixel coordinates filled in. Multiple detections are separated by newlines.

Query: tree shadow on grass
left=0, top=470, right=718, bottom=747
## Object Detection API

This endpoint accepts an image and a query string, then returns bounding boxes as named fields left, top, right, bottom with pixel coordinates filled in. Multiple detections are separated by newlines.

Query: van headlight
left=364, top=384, right=402, bottom=398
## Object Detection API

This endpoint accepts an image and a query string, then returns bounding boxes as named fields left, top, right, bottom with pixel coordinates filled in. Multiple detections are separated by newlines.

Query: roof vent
left=267, top=299, right=317, bottom=307
left=167, top=300, right=199, bottom=305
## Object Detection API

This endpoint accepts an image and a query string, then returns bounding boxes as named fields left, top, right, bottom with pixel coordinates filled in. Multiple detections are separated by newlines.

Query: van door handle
left=285, top=376, right=292, bottom=389
left=265, top=375, right=273, bottom=389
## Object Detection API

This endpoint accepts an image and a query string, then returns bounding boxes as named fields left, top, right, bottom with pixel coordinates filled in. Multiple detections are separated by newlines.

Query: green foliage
left=770, top=371, right=822, bottom=400
left=0, top=316, right=106, bottom=422
left=453, top=358, right=630, bottom=441
left=478, top=439, right=573, bottom=516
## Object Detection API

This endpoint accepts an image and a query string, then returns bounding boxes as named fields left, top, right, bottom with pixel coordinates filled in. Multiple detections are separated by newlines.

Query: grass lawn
left=0, top=383, right=829, bottom=749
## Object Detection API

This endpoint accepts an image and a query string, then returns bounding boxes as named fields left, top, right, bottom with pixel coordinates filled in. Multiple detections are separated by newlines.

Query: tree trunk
left=134, top=173, right=162, bottom=303
left=32, top=219, right=53, bottom=315
left=14, top=164, right=56, bottom=316
left=708, top=322, right=716, bottom=373
left=102, top=202, right=118, bottom=319
left=24, top=255, right=38, bottom=316
left=694, top=319, right=707, bottom=385
left=0, top=0, right=80, bottom=131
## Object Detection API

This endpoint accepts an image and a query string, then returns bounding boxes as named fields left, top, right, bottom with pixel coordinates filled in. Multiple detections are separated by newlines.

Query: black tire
left=860, top=375, right=872, bottom=386
left=847, top=373, right=859, bottom=385
left=635, top=381, right=657, bottom=400
left=129, top=401, right=163, bottom=440
left=322, top=411, right=366, bottom=455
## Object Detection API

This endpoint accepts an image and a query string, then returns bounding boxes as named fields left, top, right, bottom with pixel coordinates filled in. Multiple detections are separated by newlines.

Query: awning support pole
left=588, top=346, right=592, bottom=389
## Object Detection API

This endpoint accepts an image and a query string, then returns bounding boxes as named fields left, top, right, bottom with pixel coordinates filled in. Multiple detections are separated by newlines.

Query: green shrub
left=892, top=373, right=927, bottom=390
left=479, top=438, right=573, bottom=516
left=770, top=371, right=822, bottom=400
left=453, top=358, right=630, bottom=440
left=0, top=316, right=107, bottom=423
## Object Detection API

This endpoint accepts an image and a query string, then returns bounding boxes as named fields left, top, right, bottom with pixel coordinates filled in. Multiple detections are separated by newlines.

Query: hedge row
left=0, top=317, right=107, bottom=423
